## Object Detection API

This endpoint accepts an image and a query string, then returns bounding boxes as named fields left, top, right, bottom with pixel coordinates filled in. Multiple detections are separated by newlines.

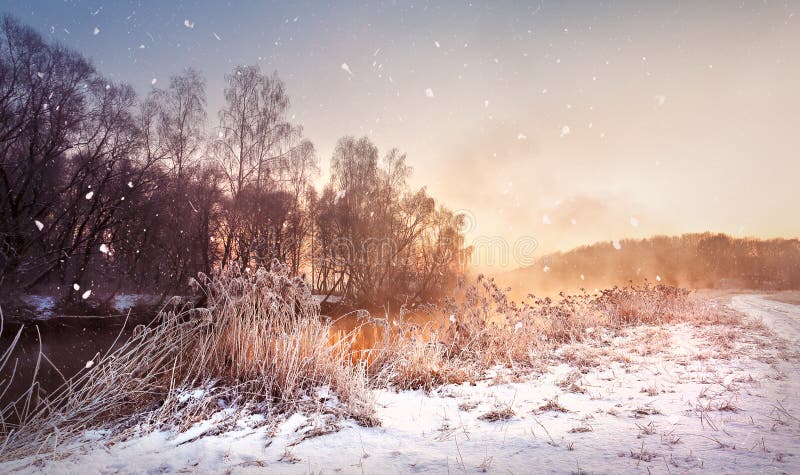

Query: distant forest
left=504, top=233, right=800, bottom=295
left=0, top=16, right=469, bottom=307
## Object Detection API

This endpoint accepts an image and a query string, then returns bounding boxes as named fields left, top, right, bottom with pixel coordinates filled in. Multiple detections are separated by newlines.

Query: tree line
left=505, top=233, right=800, bottom=294
left=0, top=16, right=469, bottom=307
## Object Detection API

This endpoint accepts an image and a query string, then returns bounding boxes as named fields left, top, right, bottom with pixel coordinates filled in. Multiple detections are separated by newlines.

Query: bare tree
left=0, top=16, right=142, bottom=300
left=156, top=69, right=206, bottom=179
left=316, top=136, right=468, bottom=306
left=0, top=16, right=468, bottom=311
left=212, top=65, right=310, bottom=269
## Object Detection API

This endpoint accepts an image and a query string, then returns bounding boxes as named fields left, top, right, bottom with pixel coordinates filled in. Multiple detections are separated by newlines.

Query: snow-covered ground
left=3, top=295, right=799, bottom=474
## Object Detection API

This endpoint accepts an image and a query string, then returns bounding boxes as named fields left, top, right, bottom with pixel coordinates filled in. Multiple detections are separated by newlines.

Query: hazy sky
left=3, top=0, right=799, bottom=267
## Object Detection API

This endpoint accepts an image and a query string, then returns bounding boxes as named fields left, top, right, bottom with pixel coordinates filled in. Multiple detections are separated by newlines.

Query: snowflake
left=93, top=27, right=100, bottom=36
left=542, top=214, right=551, bottom=225
left=340, top=63, right=352, bottom=75
left=517, top=133, right=527, bottom=140
left=99, top=243, right=109, bottom=254
left=85, top=360, right=94, bottom=369
left=34, top=220, right=44, bottom=231
left=656, top=275, right=662, bottom=282
left=630, top=217, right=639, bottom=227
left=184, top=19, right=195, bottom=29
left=81, top=289, right=92, bottom=299
left=73, top=283, right=80, bottom=291
left=612, top=240, right=622, bottom=250
left=560, top=125, right=570, bottom=138
left=85, top=191, right=94, bottom=200
left=151, top=78, right=157, bottom=85
left=424, top=88, right=435, bottom=98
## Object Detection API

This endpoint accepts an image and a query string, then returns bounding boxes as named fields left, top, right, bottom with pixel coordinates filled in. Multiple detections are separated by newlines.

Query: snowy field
left=2, top=295, right=799, bottom=474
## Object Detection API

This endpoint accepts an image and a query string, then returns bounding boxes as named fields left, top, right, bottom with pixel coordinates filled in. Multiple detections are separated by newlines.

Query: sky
left=2, top=0, right=799, bottom=268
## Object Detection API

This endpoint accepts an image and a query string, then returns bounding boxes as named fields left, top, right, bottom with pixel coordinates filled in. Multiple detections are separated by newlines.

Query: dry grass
left=536, top=397, right=569, bottom=414
left=478, top=404, right=515, bottom=422
left=558, top=369, right=587, bottom=394
left=365, top=322, right=471, bottom=391
left=0, top=268, right=742, bottom=463
left=0, top=262, right=377, bottom=463
left=188, top=264, right=375, bottom=423
left=416, top=276, right=735, bottom=382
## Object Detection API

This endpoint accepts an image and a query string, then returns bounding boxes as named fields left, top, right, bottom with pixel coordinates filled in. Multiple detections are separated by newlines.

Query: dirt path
left=731, top=294, right=800, bottom=345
